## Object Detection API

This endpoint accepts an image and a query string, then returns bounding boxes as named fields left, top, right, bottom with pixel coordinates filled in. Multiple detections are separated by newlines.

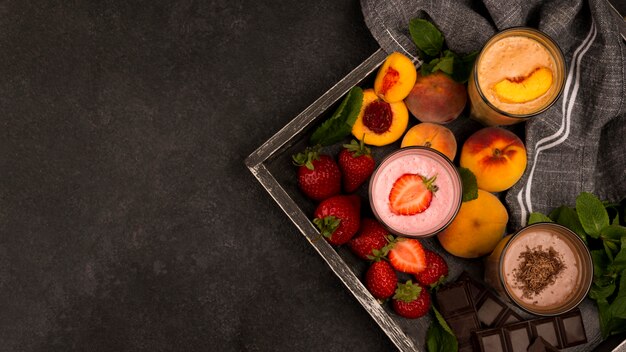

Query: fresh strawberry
left=392, top=280, right=431, bottom=319
left=313, top=195, right=360, bottom=245
left=365, top=260, right=397, bottom=300
left=388, top=173, right=438, bottom=215
left=348, top=218, right=392, bottom=260
left=388, top=238, right=427, bottom=274
left=414, top=250, right=448, bottom=288
left=293, top=146, right=341, bottom=201
left=338, top=139, right=375, bottom=193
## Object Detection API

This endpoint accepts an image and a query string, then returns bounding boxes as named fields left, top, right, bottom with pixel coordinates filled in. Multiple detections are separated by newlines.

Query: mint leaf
left=597, top=299, right=613, bottom=339
left=590, top=282, right=616, bottom=300
left=451, top=51, right=478, bottom=83
left=421, top=58, right=439, bottom=76
left=431, top=51, right=454, bottom=75
left=458, top=167, right=477, bottom=202
left=427, top=306, right=458, bottom=352
left=602, top=224, right=626, bottom=241
left=409, top=18, right=444, bottom=58
left=310, top=87, right=363, bottom=146
left=605, top=241, right=617, bottom=262
left=551, top=206, right=587, bottom=242
left=611, top=296, right=626, bottom=319
left=609, top=246, right=626, bottom=272
left=613, top=273, right=626, bottom=318
left=592, top=249, right=609, bottom=278
left=576, top=192, right=610, bottom=238
left=528, top=212, right=552, bottom=225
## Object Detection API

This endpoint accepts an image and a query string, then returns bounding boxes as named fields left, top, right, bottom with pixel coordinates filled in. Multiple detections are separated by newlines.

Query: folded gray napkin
left=361, top=0, right=625, bottom=350
left=361, top=0, right=625, bottom=230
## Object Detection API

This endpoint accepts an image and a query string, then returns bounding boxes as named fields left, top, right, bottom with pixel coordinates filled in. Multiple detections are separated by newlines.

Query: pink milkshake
left=369, top=147, right=462, bottom=237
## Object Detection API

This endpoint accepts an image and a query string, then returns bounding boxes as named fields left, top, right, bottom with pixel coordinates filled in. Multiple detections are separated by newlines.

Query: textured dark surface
left=1, top=0, right=391, bottom=351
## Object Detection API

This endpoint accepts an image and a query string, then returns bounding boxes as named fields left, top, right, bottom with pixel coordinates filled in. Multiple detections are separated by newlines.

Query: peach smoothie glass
left=468, top=28, right=566, bottom=126
left=368, top=147, right=462, bottom=238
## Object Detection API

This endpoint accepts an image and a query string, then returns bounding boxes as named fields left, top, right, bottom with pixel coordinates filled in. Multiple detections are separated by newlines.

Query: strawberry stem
left=422, top=174, right=439, bottom=193
left=313, top=216, right=341, bottom=239
left=292, top=145, right=321, bottom=170
left=342, top=138, right=371, bottom=158
left=393, top=280, right=421, bottom=302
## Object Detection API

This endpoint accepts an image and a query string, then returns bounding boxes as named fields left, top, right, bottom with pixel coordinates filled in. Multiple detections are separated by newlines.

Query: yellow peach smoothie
left=468, top=28, right=565, bottom=126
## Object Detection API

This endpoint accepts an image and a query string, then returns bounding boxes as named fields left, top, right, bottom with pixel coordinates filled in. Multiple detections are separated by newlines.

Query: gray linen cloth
left=361, top=0, right=625, bottom=350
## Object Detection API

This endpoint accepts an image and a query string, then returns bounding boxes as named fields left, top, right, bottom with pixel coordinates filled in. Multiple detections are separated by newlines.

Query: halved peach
left=374, top=52, right=417, bottom=103
left=493, top=67, right=553, bottom=103
left=352, top=89, right=408, bottom=146
left=401, top=123, right=457, bottom=161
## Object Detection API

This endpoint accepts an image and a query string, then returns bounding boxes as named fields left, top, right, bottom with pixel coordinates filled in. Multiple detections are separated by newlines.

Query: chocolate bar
left=471, top=308, right=587, bottom=351
left=435, top=272, right=523, bottom=350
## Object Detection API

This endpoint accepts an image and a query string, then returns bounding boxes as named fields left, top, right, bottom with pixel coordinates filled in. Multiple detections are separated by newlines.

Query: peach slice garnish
left=493, top=67, right=553, bottom=104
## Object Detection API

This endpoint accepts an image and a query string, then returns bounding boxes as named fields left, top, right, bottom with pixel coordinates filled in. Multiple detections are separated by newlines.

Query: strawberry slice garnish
left=388, top=238, right=427, bottom=274
left=388, top=173, right=438, bottom=215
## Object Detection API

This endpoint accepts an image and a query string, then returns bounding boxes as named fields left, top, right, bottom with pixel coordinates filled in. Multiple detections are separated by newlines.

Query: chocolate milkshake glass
left=468, top=28, right=566, bottom=126
left=487, top=223, right=593, bottom=316
left=368, top=147, right=462, bottom=238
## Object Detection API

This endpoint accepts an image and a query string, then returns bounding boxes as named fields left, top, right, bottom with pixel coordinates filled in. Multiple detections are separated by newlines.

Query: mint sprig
left=530, top=192, right=626, bottom=338
left=408, top=18, right=476, bottom=83
left=310, top=86, right=363, bottom=146
left=426, top=306, right=458, bottom=352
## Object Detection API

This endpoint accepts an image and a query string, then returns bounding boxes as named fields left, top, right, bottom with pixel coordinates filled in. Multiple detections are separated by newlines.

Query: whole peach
left=400, top=123, right=457, bottom=161
left=460, top=127, right=527, bottom=192
left=404, top=71, right=467, bottom=124
left=437, top=189, right=509, bottom=258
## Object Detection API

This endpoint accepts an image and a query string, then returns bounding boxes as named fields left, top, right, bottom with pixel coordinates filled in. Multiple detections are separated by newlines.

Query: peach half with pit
left=460, top=127, right=527, bottom=192
left=400, top=123, right=457, bottom=161
left=404, top=71, right=467, bottom=124
left=374, top=52, right=417, bottom=103
left=351, top=89, right=408, bottom=146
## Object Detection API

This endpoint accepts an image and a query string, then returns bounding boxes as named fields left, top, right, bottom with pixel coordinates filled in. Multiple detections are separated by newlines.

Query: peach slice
left=437, top=189, right=509, bottom=258
left=493, top=67, right=553, bottom=103
left=374, top=52, right=417, bottom=103
left=352, top=89, right=409, bottom=146
left=400, top=123, right=457, bottom=161
left=460, top=127, right=527, bottom=192
left=404, top=71, right=467, bottom=124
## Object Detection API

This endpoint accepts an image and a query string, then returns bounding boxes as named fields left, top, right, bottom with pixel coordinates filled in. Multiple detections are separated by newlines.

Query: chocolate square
left=474, top=330, right=506, bottom=352
left=527, top=336, right=559, bottom=352
left=557, top=310, right=587, bottom=346
left=531, top=318, right=562, bottom=349
left=476, top=292, right=507, bottom=327
left=498, top=309, right=523, bottom=326
left=447, top=313, right=481, bottom=344
left=436, top=282, right=474, bottom=317
left=503, top=322, right=532, bottom=352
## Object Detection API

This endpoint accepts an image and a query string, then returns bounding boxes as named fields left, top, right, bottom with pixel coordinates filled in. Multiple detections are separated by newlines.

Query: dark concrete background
left=1, top=0, right=394, bottom=351
left=2, top=1, right=625, bottom=352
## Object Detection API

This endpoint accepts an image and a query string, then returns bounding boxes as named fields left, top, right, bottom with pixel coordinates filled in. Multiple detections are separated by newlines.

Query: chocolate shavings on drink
left=513, top=246, right=565, bottom=300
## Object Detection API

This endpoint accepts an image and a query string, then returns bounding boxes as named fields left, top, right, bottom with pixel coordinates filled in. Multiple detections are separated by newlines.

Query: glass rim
left=472, top=26, right=567, bottom=119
